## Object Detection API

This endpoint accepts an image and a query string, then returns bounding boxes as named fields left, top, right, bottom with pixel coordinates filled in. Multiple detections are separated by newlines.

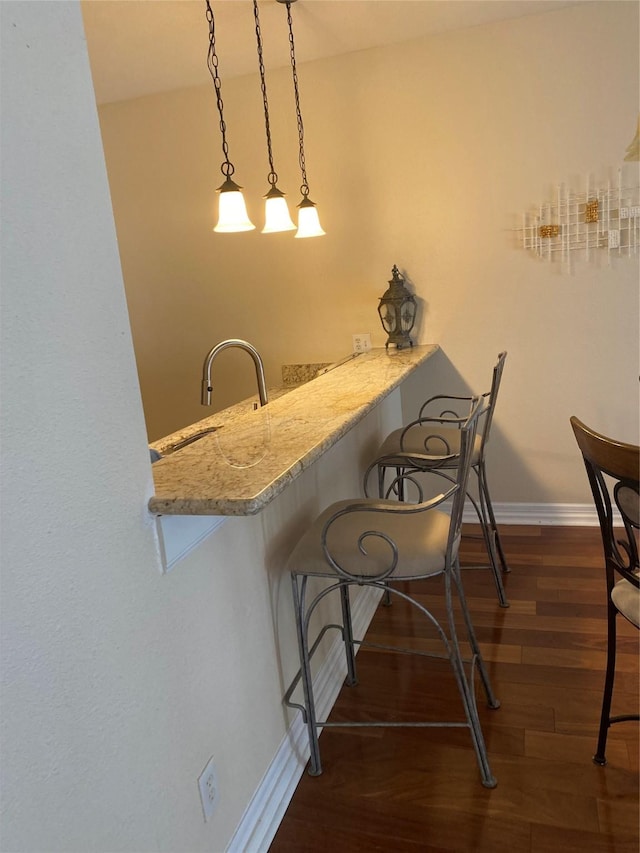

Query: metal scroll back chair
left=570, top=416, right=640, bottom=766
left=364, top=351, right=509, bottom=608
left=284, top=397, right=500, bottom=788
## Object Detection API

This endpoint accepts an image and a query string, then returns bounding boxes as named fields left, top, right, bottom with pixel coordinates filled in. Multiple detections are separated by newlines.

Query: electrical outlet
left=198, top=757, right=218, bottom=822
left=352, top=333, right=372, bottom=354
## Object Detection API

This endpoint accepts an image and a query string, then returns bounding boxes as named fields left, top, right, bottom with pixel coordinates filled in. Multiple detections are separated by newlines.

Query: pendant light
left=205, top=0, right=255, bottom=232
left=254, top=0, right=295, bottom=233
left=279, top=0, right=325, bottom=238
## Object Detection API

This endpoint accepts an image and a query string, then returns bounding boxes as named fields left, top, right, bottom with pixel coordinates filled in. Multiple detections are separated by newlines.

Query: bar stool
left=363, top=352, right=510, bottom=607
left=284, top=397, right=500, bottom=788
left=570, top=416, right=639, bottom=765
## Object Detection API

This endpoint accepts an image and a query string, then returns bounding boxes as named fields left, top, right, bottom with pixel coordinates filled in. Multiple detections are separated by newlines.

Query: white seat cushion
left=286, top=498, right=457, bottom=580
left=376, top=426, right=482, bottom=468
left=611, top=577, right=640, bottom=628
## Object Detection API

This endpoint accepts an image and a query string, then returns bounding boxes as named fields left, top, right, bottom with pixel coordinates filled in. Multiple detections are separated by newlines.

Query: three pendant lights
left=205, top=0, right=325, bottom=238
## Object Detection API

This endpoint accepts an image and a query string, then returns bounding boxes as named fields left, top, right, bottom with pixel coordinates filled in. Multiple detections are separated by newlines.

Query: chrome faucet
left=201, top=339, right=268, bottom=407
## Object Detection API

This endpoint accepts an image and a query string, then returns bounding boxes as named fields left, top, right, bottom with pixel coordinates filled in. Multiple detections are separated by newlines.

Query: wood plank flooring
left=269, top=526, right=639, bottom=852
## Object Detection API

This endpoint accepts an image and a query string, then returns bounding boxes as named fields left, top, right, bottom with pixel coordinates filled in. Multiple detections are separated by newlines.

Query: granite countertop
left=148, top=345, right=439, bottom=517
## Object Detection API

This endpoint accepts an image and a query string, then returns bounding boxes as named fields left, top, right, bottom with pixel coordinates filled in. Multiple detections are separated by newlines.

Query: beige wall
left=2, top=5, right=403, bottom=849
left=3, top=5, right=638, bottom=851
left=98, top=0, right=639, bottom=505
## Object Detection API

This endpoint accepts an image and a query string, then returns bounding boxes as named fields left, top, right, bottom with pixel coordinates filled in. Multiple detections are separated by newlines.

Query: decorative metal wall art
left=518, top=169, right=640, bottom=270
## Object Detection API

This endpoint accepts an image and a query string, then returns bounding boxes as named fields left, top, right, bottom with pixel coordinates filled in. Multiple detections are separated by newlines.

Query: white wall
left=97, top=0, right=639, bottom=506
left=1, top=3, right=408, bottom=851
left=2, top=2, right=638, bottom=851
left=0, top=2, right=399, bottom=853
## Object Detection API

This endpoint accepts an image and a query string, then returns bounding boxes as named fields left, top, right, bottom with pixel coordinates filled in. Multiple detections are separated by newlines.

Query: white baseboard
left=464, top=501, right=603, bottom=526
left=226, top=585, right=382, bottom=853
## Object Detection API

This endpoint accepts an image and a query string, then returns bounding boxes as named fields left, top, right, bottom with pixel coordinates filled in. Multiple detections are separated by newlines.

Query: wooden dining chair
left=284, top=397, right=500, bottom=788
left=570, top=416, right=640, bottom=765
left=363, top=351, right=510, bottom=607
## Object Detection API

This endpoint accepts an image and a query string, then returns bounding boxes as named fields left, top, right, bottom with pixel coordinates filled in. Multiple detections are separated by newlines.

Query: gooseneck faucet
left=201, top=339, right=269, bottom=407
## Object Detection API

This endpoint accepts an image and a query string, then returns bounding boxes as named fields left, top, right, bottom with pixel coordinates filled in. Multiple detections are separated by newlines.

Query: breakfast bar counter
left=148, top=344, right=438, bottom=517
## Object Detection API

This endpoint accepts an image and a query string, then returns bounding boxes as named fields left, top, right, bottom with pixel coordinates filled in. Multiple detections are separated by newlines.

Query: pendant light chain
left=285, top=1, right=310, bottom=199
left=253, top=0, right=278, bottom=188
left=205, top=0, right=234, bottom=179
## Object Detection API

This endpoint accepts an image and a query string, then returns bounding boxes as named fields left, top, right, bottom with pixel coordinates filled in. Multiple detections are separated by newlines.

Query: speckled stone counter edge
left=148, top=345, right=438, bottom=517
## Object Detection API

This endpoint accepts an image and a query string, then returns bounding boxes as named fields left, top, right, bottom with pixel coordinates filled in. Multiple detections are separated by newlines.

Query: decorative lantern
left=377, top=265, right=417, bottom=349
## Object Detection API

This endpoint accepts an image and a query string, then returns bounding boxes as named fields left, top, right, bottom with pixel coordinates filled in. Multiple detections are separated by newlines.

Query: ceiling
left=82, top=0, right=582, bottom=105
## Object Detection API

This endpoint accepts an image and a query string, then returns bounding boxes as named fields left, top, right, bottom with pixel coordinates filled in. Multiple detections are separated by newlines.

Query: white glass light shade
left=214, top=178, right=255, bottom=232
left=262, top=187, right=295, bottom=233
left=295, top=198, right=325, bottom=238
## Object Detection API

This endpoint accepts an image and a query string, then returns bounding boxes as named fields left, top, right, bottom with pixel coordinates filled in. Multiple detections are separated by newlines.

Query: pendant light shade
left=205, top=0, right=255, bottom=233
left=295, top=197, right=325, bottom=239
left=262, top=189, right=295, bottom=233
left=254, top=0, right=295, bottom=233
left=214, top=177, right=255, bottom=233
left=204, top=0, right=322, bottom=237
left=281, top=0, right=325, bottom=238
left=624, top=115, right=639, bottom=161
left=263, top=186, right=296, bottom=233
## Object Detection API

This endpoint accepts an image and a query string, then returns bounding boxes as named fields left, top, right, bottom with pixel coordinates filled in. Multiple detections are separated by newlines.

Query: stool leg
left=473, top=465, right=509, bottom=608
left=291, top=573, right=323, bottom=776
left=443, top=569, right=497, bottom=789
left=377, top=463, right=406, bottom=501
left=453, top=557, right=500, bottom=710
left=477, top=460, right=510, bottom=573
left=377, top=463, right=386, bottom=500
left=377, top=463, right=394, bottom=607
left=340, top=584, right=358, bottom=686
left=593, top=600, right=617, bottom=766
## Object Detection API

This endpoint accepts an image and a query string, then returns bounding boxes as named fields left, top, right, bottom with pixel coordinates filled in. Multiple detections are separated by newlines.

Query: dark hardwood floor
left=269, top=525, right=639, bottom=852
